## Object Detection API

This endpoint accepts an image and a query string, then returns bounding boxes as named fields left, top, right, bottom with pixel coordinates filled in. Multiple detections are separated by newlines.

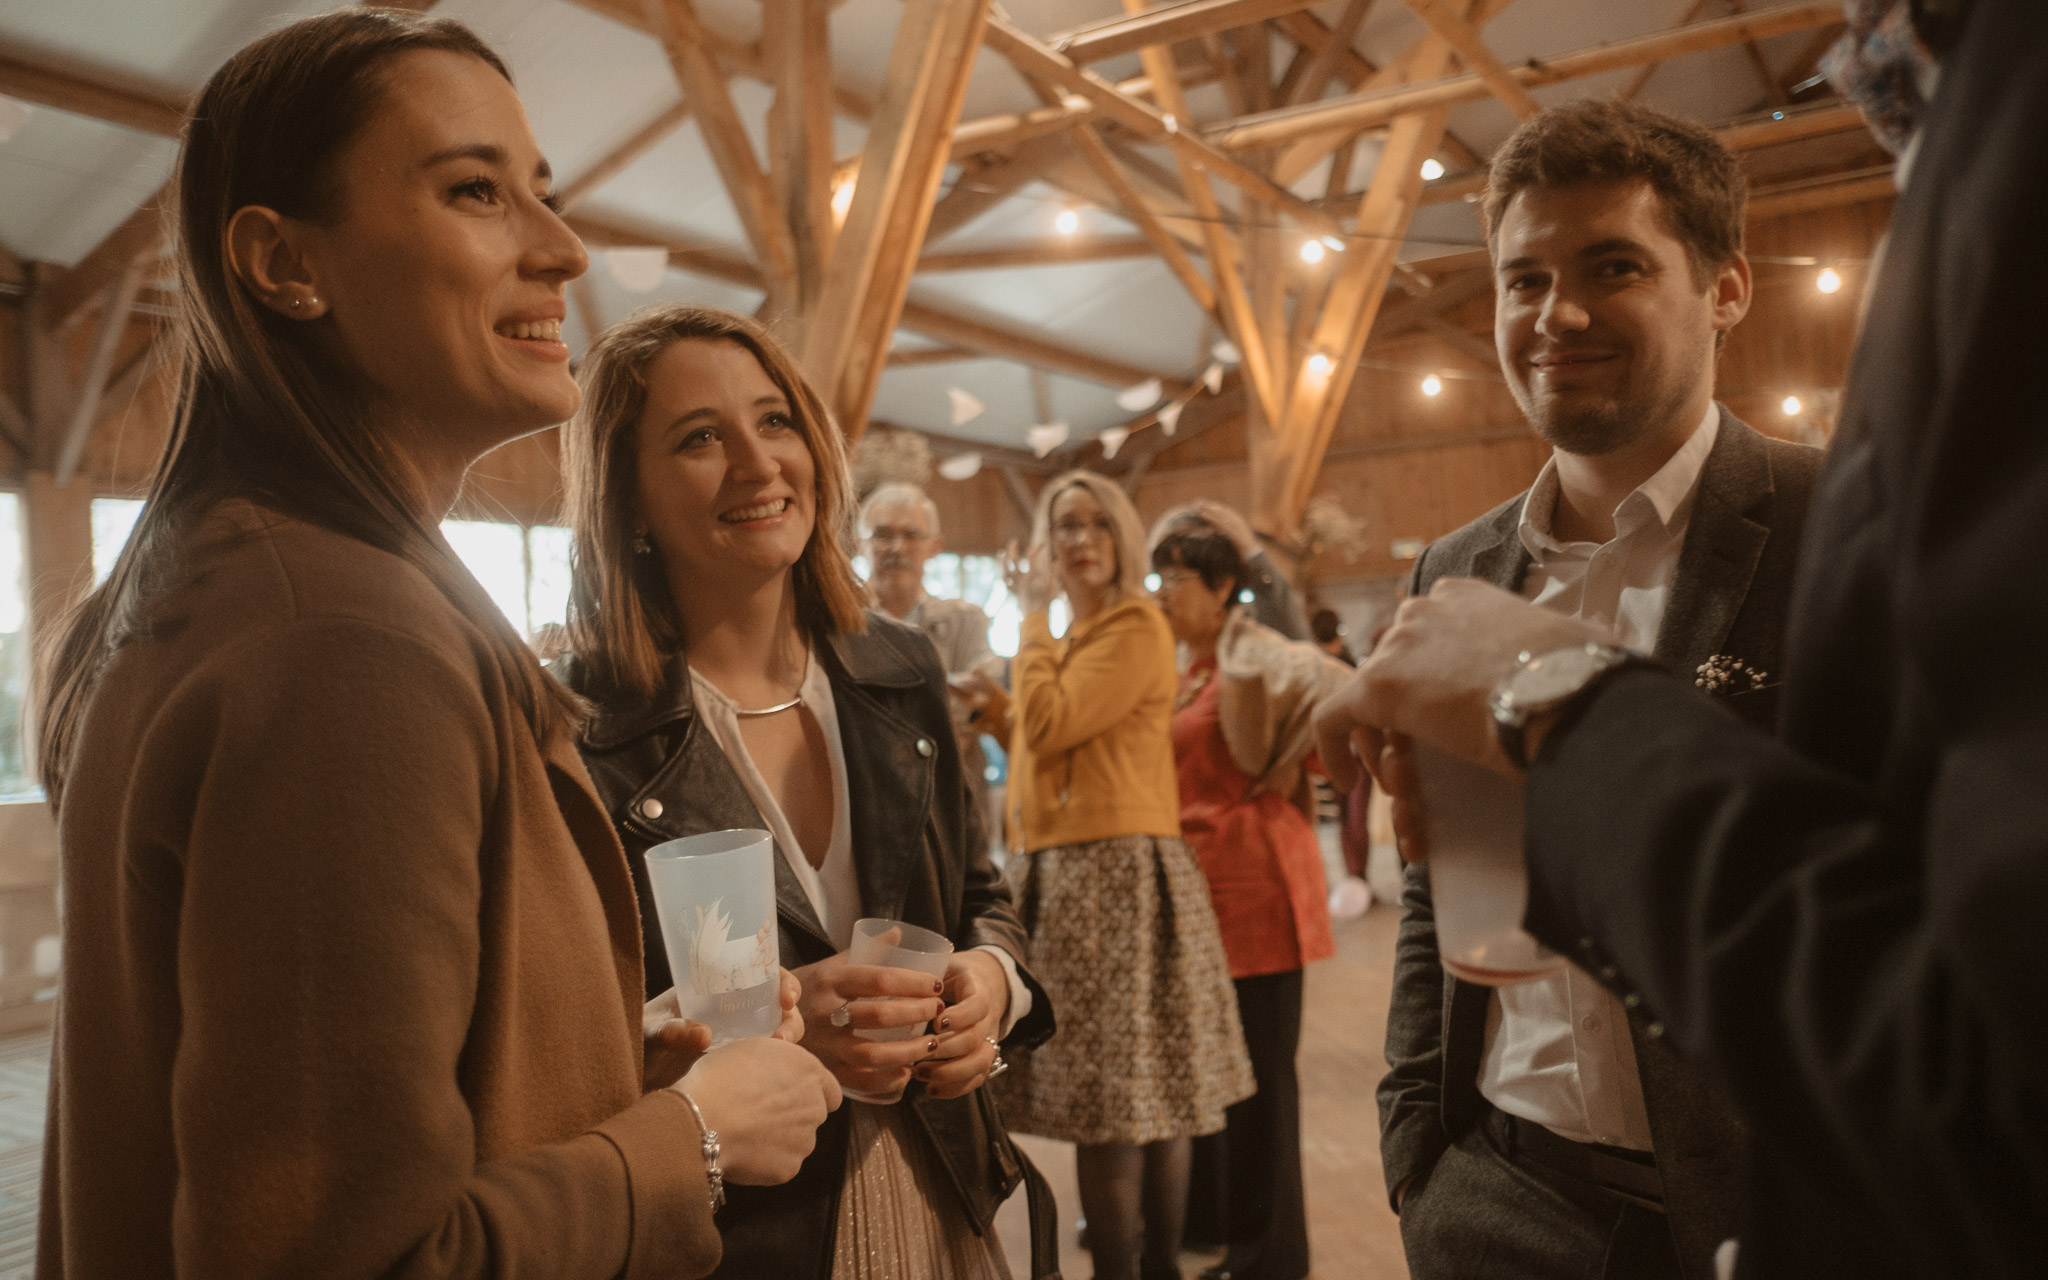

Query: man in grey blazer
left=1379, top=101, right=1822, bottom=1280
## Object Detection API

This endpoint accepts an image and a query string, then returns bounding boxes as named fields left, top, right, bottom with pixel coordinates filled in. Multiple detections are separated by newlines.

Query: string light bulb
left=1299, top=238, right=1327, bottom=264
left=1782, top=395, right=1803, bottom=416
left=1816, top=267, right=1843, bottom=294
left=1421, top=374, right=1443, bottom=397
left=1420, top=158, right=1446, bottom=181
left=1054, top=205, right=1081, bottom=236
left=1306, top=352, right=1334, bottom=377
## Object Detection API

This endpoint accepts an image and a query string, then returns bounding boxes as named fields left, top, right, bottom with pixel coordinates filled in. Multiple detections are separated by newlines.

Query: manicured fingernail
left=939, top=1016, right=952, bottom=1030
left=933, top=979, right=944, bottom=993
left=927, top=1039, right=938, bottom=1052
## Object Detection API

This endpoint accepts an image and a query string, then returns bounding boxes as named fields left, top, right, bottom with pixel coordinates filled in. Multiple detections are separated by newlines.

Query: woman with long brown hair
left=34, top=12, right=837, bottom=1276
left=557, top=304, right=1057, bottom=1279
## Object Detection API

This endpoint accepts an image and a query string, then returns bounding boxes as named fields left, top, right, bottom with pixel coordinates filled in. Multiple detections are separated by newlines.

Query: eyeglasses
left=1151, top=569, right=1204, bottom=592
left=866, top=525, right=929, bottom=544
left=1049, top=518, right=1115, bottom=545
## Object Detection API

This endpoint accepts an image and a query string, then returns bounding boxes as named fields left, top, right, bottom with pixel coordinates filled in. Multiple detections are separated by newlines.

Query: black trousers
left=1189, top=968, right=1310, bottom=1279
left=1400, top=1108, right=1682, bottom=1280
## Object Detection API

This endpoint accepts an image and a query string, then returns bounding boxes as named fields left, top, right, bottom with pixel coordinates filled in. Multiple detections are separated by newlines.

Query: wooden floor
left=0, top=1028, right=46, bottom=1279
left=994, top=901, right=1411, bottom=1279
left=0, top=902, right=1409, bottom=1279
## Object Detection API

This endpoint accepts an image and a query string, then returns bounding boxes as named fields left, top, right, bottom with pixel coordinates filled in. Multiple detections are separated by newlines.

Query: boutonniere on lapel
left=1695, top=654, right=1771, bottom=695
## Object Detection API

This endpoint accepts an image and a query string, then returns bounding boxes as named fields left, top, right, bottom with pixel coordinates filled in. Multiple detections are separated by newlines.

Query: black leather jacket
left=561, top=613, right=1057, bottom=1279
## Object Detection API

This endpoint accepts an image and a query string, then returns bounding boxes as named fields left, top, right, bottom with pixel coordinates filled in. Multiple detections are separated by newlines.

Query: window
left=0, top=494, right=31, bottom=798
left=919, top=552, right=1023, bottom=657
left=91, top=497, right=145, bottom=585
left=440, top=520, right=573, bottom=641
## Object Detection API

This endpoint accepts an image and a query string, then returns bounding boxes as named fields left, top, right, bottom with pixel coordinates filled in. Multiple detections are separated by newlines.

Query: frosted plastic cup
left=845, top=917, right=955, bottom=1043
left=1413, top=743, right=1566, bottom=987
left=645, top=829, right=781, bottom=1044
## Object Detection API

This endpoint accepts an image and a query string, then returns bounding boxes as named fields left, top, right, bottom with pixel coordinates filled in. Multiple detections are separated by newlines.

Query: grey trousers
left=1399, top=1113, right=1683, bottom=1280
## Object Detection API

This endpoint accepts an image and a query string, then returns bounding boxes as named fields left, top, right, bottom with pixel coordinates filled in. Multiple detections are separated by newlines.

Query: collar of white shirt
left=1517, top=401, right=1722, bottom=559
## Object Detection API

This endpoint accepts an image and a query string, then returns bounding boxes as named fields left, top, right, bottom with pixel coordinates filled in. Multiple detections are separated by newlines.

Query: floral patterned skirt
left=996, top=834, right=1256, bottom=1146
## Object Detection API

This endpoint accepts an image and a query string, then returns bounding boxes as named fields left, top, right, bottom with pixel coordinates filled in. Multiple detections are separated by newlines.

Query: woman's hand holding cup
left=791, top=950, right=949, bottom=1102
left=676, top=1037, right=842, bottom=1185
left=915, top=948, right=1011, bottom=1100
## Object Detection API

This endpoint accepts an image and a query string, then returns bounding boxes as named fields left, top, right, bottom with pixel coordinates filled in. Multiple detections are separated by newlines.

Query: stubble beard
left=1513, top=364, right=1700, bottom=460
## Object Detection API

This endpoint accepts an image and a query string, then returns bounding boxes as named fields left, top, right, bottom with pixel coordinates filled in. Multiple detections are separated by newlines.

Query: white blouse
left=689, top=655, right=1030, bottom=1030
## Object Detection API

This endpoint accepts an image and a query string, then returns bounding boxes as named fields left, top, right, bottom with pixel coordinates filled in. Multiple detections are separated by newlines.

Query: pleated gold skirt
left=830, top=1101, right=1011, bottom=1280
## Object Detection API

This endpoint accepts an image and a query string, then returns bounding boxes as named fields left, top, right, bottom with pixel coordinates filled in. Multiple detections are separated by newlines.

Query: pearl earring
left=633, top=532, right=653, bottom=555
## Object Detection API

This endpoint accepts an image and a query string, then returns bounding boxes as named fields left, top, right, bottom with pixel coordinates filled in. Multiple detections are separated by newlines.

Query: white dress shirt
left=1476, top=403, right=1720, bottom=1151
left=691, top=656, right=1031, bottom=1033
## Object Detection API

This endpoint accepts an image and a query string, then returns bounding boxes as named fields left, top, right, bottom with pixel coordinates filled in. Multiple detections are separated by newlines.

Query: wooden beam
left=1213, top=0, right=1846, bottom=152
left=649, top=0, right=800, bottom=308
left=1619, top=0, right=1715, bottom=102
left=1399, top=98, right=1870, bottom=210
left=915, top=236, right=1156, bottom=273
left=1725, top=1, right=1794, bottom=107
left=982, top=16, right=1349, bottom=244
left=55, top=256, right=149, bottom=485
left=803, top=0, right=994, bottom=437
left=951, top=101, right=1091, bottom=161
left=41, top=181, right=172, bottom=333
left=890, top=424, right=1053, bottom=476
left=1400, top=0, right=1541, bottom=118
left=1716, top=98, right=1866, bottom=150
left=1066, top=124, right=1218, bottom=314
left=886, top=345, right=979, bottom=367
left=570, top=212, right=1160, bottom=388
left=1420, top=315, right=1499, bottom=366
left=1745, top=163, right=1894, bottom=221
left=0, top=390, right=29, bottom=462
left=896, top=298, right=1175, bottom=388
left=91, top=334, right=161, bottom=431
left=0, top=50, right=184, bottom=138
left=766, top=0, right=838, bottom=307
left=1264, top=2, right=1469, bottom=531
left=1053, top=0, right=1322, bottom=65
left=927, top=135, right=1072, bottom=242
left=1268, top=0, right=1515, bottom=185
left=999, top=465, right=1040, bottom=520
left=1112, top=2, right=1281, bottom=424
left=1281, top=0, right=1377, bottom=107
left=555, top=99, right=691, bottom=212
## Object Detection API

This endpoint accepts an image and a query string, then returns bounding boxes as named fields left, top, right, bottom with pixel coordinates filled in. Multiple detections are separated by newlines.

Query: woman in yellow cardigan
left=974, top=470, right=1253, bottom=1280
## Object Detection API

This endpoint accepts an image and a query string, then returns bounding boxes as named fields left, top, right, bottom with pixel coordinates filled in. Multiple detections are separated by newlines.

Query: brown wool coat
left=39, top=500, right=719, bottom=1280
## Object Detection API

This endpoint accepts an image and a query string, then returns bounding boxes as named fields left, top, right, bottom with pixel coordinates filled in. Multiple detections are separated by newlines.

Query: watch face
left=1507, top=644, right=1614, bottom=709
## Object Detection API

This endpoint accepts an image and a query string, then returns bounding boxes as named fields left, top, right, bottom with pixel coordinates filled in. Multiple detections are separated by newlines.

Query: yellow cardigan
left=987, top=596, right=1182, bottom=852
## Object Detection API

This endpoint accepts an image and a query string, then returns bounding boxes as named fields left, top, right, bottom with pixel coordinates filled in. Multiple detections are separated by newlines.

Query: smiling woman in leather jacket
left=555, top=304, right=1057, bottom=1280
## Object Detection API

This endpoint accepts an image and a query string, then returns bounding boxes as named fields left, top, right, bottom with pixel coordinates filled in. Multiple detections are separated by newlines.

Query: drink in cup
left=1412, top=743, right=1565, bottom=986
left=645, top=828, right=781, bottom=1044
left=845, top=917, right=955, bottom=1043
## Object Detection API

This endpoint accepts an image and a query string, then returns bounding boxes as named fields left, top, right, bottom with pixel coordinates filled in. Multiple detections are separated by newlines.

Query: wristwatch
left=1488, top=641, right=1638, bottom=770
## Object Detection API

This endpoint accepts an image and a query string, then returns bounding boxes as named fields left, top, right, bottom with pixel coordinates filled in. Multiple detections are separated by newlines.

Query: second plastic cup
left=1413, top=743, right=1566, bottom=987
left=846, top=917, right=955, bottom=1042
left=645, top=828, right=782, bottom=1044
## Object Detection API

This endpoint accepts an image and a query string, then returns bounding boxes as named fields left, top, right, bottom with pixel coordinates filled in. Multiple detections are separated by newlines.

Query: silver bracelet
left=676, top=1091, right=725, bottom=1213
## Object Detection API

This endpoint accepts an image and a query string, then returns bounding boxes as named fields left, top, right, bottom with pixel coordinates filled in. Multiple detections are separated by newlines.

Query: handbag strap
left=1019, top=1145, right=1064, bottom=1279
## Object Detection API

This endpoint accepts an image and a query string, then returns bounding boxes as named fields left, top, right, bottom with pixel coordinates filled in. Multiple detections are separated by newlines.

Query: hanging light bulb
left=1816, top=267, right=1843, bottom=294
left=1421, top=374, right=1443, bottom=397
left=1420, top=158, right=1446, bottom=181
left=1782, top=395, right=1803, bottom=417
left=1306, top=352, right=1334, bottom=377
left=1299, top=238, right=1327, bottom=265
left=1054, top=205, right=1081, bottom=236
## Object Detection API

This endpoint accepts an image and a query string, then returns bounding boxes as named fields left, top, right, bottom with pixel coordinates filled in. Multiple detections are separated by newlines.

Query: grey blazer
left=1376, top=408, right=1823, bottom=1280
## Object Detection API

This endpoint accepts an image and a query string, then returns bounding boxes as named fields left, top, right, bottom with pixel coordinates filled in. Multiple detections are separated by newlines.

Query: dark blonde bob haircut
left=1029, top=470, right=1152, bottom=610
left=561, top=304, right=867, bottom=700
